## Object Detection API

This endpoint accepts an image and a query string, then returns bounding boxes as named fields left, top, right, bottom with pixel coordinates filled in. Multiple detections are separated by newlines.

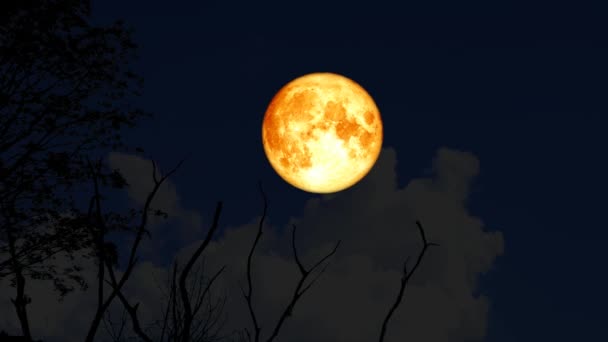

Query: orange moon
left=262, top=72, right=383, bottom=193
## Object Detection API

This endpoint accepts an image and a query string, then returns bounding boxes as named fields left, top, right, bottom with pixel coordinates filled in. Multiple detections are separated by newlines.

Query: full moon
left=262, top=72, right=383, bottom=193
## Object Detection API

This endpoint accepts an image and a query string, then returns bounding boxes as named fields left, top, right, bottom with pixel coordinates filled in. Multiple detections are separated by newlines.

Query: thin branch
left=84, top=158, right=185, bottom=342
left=172, top=263, right=179, bottom=342
left=178, top=201, right=223, bottom=342
left=152, top=160, right=159, bottom=184
left=159, top=261, right=177, bottom=342
left=378, top=220, right=439, bottom=342
left=96, top=165, right=153, bottom=342
left=104, top=263, right=153, bottom=342
left=116, top=308, right=128, bottom=341
left=265, top=225, right=340, bottom=342
left=87, top=158, right=106, bottom=331
left=192, top=265, right=227, bottom=318
left=290, top=225, right=305, bottom=275
left=107, top=279, right=153, bottom=342
left=101, top=305, right=127, bottom=342
left=243, top=181, right=267, bottom=342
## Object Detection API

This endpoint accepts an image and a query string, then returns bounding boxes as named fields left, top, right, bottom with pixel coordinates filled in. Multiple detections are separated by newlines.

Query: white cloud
left=0, top=147, right=503, bottom=342
left=173, top=147, right=504, bottom=342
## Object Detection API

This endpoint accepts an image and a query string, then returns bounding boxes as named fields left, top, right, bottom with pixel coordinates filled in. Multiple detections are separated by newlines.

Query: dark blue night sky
left=86, top=1, right=608, bottom=340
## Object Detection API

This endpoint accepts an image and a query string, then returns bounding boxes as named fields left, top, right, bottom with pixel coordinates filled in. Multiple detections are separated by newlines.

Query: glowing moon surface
left=262, top=72, right=383, bottom=193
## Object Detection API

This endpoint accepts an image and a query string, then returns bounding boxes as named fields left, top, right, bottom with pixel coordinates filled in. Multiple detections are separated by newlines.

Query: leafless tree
left=2, top=1, right=439, bottom=340
left=0, top=0, right=146, bottom=339
left=239, top=182, right=341, bottom=342
left=239, top=182, right=438, bottom=342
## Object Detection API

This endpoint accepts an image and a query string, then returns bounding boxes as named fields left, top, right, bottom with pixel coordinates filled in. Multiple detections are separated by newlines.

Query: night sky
left=98, top=1, right=607, bottom=340
left=2, top=1, right=607, bottom=341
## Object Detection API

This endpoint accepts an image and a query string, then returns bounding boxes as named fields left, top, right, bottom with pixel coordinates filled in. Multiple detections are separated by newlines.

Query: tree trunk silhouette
left=6, top=224, right=32, bottom=340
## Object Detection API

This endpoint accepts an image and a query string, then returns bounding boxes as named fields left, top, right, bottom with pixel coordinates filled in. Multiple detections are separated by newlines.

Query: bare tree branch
left=109, top=281, right=153, bottom=342
left=103, top=256, right=153, bottom=342
left=102, top=305, right=128, bottom=342
left=178, top=201, right=224, bottom=342
left=84, top=158, right=185, bottom=342
left=155, top=252, right=229, bottom=342
left=265, top=225, right=340, bottom=342
left=159, top=261, right=177, bottom=342
left=241, top=181, right=340, bottom=342
left=242, top=181, right=267, bottom=342
left=192, top=265, right=227, bottom=319
left=378, top=220, right=439, bottom=342
left=86, top=155, right=154, bottom=342
left=87, top=158, right=106, bottom=338
left=172, top=263, right=179, bottom=342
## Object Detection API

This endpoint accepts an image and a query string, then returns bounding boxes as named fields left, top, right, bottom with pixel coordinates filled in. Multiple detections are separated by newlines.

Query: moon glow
left=262, top=72, right=383, bottom=193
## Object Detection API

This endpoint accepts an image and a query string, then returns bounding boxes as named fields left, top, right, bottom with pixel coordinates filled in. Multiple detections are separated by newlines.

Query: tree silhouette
left=235, top=183, right=438, bottom=342
left=0, top=0, right=147, bottom=339
left=158, top=259, right=229, bottom=342
left=122, top=182, right=437, bottom=342
left=239, top=183, right=341, bottom=342
left=1, top=1, right=439, bottom=341
left=154, top=230, right=230, bottom=342
left=82, top=158, right=183, bottom=342
left=100, top=199, right=230, bottom=342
